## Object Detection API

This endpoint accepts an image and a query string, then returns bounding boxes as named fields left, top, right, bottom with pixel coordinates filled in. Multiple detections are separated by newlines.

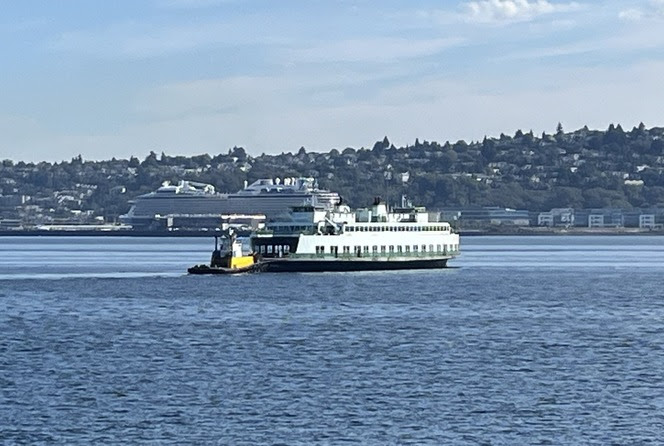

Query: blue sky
left=1, top=0, right=664, bottom=162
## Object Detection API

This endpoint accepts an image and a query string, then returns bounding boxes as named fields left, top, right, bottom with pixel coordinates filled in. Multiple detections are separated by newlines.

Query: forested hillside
left=2, top=123, right=664, bottom=223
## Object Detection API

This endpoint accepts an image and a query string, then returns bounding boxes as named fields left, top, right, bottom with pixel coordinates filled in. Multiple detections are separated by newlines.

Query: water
left=1, top=236, right=664, bottom=444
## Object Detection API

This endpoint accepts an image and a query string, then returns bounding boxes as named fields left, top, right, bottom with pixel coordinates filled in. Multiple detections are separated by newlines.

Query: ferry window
left=437, top=244, right=441, bottom=252
left=260, top=245, right=266, bottom=254
left=364, top=246, right=369, bottom=254
left=372, top=246, right=378, bottom=253
left=429, top=244, right=434, bottom=252
left=284, top=245, right=290, bottom=253
left=343, top=246, right=350, bottom=254
left=413, top=245, right=418, bottom=252
left=422, top=245, right=426, bottom=252
left=405, top=246, right=410, bottom=253
left=389, top=245, right=394, bottom=253
left=267, top=245, right=273, bottom=254
left=398, top=246, right=403, bottom=253
left=380, top=246, right=386, bottom=253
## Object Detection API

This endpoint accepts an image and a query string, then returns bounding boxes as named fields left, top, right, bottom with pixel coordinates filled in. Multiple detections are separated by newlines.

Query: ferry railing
left=288, top=249, right=460, bottom=260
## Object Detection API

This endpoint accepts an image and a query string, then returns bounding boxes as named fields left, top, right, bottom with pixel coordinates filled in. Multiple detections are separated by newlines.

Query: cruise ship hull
left=257, top=257, right=450, bottom=273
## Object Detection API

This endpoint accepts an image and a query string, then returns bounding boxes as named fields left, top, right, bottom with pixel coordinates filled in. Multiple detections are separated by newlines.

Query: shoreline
left=1, top=228, right=663, bottom=237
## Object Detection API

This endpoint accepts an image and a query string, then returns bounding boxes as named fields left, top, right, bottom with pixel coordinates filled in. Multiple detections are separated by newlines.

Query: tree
left=141, top=151, right=159, bottom=167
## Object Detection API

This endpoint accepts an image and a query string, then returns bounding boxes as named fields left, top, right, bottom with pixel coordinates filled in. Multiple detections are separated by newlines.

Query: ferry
left=250, top=198, right=460, bottom=272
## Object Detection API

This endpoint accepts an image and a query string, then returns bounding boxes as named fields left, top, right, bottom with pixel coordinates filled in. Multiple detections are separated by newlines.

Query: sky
left=1, top=0, right=664, bottom=162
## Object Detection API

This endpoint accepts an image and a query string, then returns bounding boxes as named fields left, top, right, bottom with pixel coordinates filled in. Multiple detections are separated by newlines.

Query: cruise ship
left=250, top=198, right=460, bottom=272
left=120, top=177, right=340, bottom=229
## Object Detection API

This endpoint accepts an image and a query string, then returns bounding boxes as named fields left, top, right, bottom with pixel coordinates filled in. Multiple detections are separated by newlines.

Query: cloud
left=619, top=0, right=664, bottom=20
left=51, top=18, right=278, bottom=59
left=286, top=37, right=465, bottom=64
left=462, top=0, right=582, bottom=24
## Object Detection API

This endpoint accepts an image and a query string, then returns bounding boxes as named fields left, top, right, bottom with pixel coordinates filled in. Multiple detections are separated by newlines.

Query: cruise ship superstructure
left=120, top=178, right=340, bottom=230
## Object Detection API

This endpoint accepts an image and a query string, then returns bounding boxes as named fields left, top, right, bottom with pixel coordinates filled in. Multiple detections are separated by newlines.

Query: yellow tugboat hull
left=230, top=255, right=255, bottom=269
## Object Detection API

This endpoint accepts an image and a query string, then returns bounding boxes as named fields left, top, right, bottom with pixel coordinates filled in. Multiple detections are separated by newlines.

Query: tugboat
left=188, top=228, right=258, bottom=274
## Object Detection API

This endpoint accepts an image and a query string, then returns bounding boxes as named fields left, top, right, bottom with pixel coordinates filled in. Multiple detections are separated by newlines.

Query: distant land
left=1, top=123, right=664, bottom=231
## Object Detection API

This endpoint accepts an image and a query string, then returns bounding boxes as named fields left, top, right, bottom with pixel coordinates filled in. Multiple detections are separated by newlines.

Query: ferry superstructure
left=120, top=178, right=340, bottom=229
left=251, top=199, right=460, bottom=272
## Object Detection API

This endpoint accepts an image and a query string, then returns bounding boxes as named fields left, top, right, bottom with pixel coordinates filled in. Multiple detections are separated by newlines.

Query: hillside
left=2, top=123, right=664, bottom=225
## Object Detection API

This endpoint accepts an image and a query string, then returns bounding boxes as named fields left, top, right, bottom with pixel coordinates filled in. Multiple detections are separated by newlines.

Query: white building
left=639, top=214, right=656, bottom=229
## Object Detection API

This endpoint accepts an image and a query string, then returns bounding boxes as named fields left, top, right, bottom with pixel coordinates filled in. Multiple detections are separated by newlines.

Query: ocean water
left=1, top=235, right=664, bottom=444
